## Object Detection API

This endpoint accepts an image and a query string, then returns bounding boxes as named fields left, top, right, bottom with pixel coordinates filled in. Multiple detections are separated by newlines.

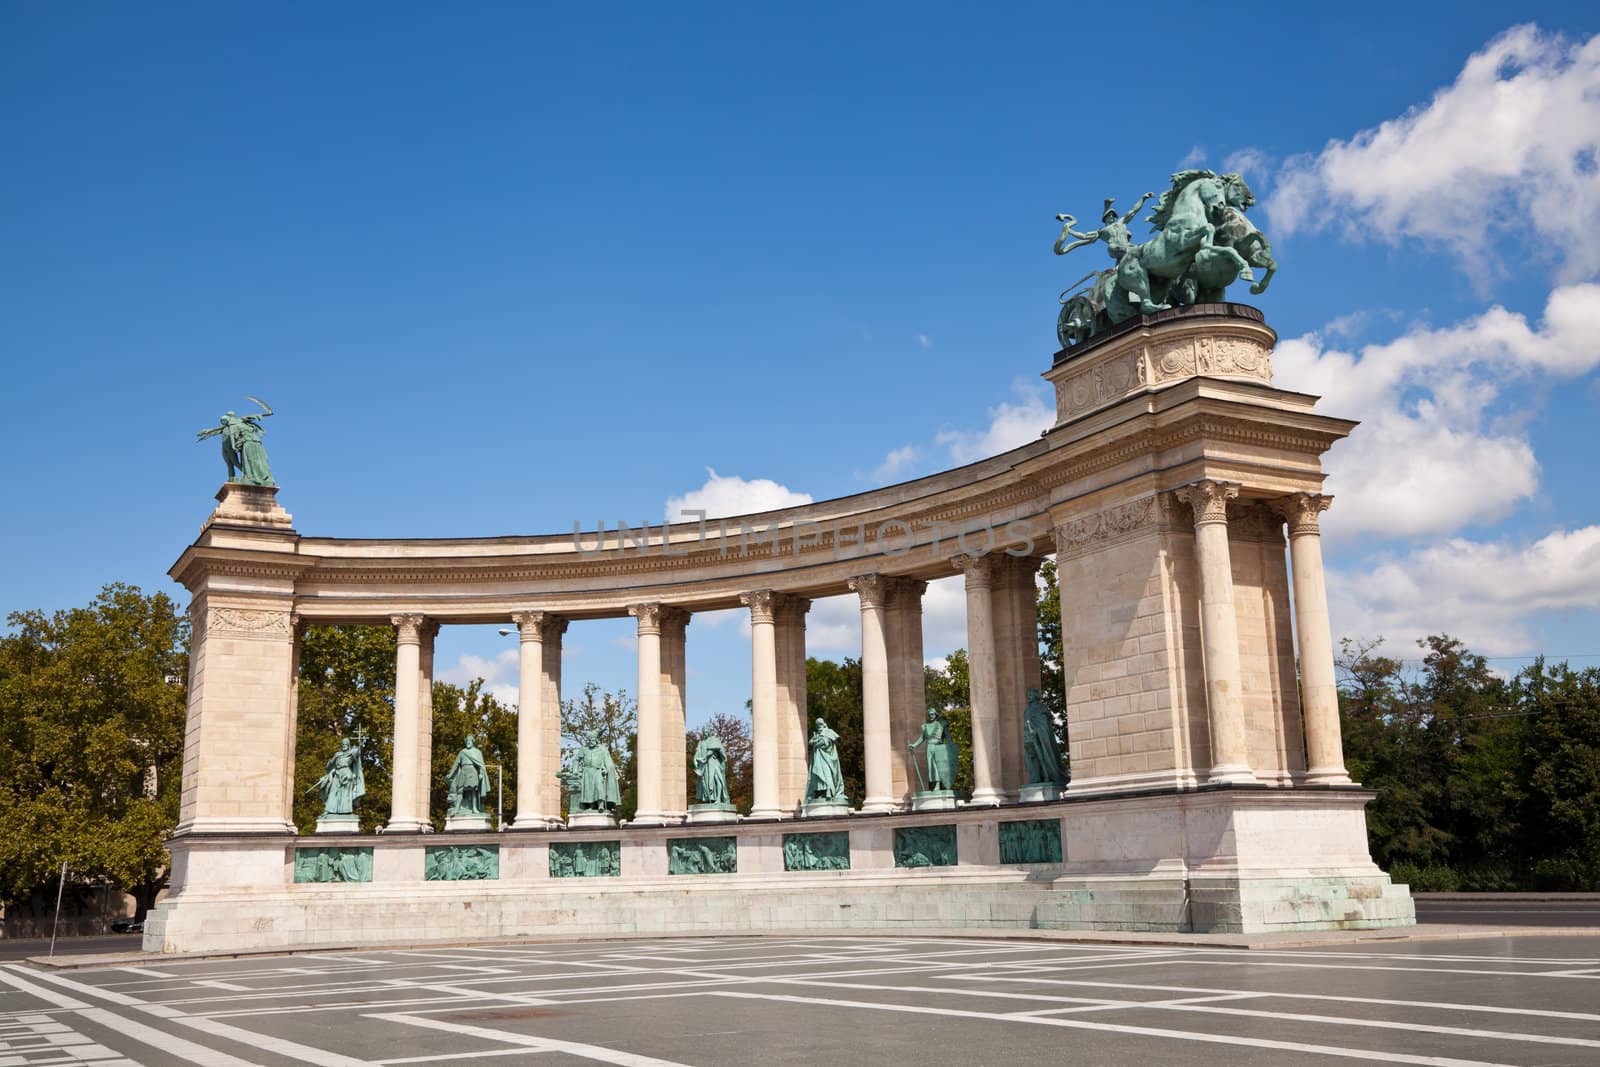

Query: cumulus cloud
left=437, top=649, right=520, bottom=709
left=1178, top=145, right=1206, bottom=167
left=1274, top=284, right=1600, bottom=538
left=869, top=444, right=920, bottom=484
left=1269, top=25, right=1600, bottom=281
left=936, top=380, right=1054, bottom=465
left=664, top=468, right=813, bottom=522
left=917, top=333, right=932, bottom=349
left=1329, top=526, right=1600, bottom=655
left=1221, top=146, right=1273, bottom=185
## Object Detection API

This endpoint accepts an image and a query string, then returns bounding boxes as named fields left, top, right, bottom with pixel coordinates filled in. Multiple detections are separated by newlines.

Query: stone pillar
left=629, top=603, right=665, bottom=825
left=744, top=591, right=782, bottom=818
left=385, top=613, right=431, bottom=831
left=538, top=616, right=566, bottom=819
left=415, top=620, right=439, bottom=826
left=1275, top=493, right=1351, bottom=785
left=885, top=578, right=927, bottom=806
left=850, top=575, right=895, bottom=813
left=511, top=611, right=565, bottom=828
left=659, top=607, right=690, bottom=822
left=954, top=554, right=1004, bottom=804
left=774, top=595, right=811, bottom=813
left=282, top=615, right=304, bottom=829
left=1174, top=480, right=1255, bottom=785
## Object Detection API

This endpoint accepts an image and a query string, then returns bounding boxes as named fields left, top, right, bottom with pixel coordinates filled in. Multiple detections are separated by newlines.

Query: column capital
left=886, top=576, right=928, bottom=609
left=774, top=593, right=811, bottom=623
left=741, top=590, right=778, bottom=625
left=1173, top=479, right=1241, bottom=527
left=391, top=613, right=427, bottom=644
left=848, top=574, right=888, bottom=608
left=629, top=602, right=689, bottom=636
left=290, top=612, right=306, bottom=635
left=950, top=553, right=1001, bottom=587
left=419, top=619, right=441, bottom=642
left=511, top=611, right=568, bottom=642
left=1272, top=492, right=1333, bottom=536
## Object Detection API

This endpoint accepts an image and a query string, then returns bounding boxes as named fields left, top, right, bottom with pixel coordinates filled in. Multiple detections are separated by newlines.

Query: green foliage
left=0, top=584, right=188, bottom=913
left=560, top=682, right=637, bottom=820
left=292, top=626, right=396, bottom=834
left=429, top=680, right=517, bottom=829
left=805, top=657, right=865, bottom=803
left=1339, top=636, right=1600, bottom=890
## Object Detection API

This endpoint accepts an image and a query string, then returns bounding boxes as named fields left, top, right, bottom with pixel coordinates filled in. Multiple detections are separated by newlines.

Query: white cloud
left=664, top=468, right=813, bottom=522
left=870, top=444, right=920, bottom=484
left=805, top=594, right=861, bottom=654
left=1329, top=526, right=1600, bottom=655
left=1274, top=284, right=1600, bottom=538
left=936, top=380, right=1053, bottom=465
left=437, top=649, right=520, bottom=710
left=1179, top=144, right=1206, bottom=167
left=917, top=333, right=932, bottom=349
left=611, top=634, right=638, bottom=653
left=1221, top=146, right=1273, bottom=184
left=1269, top=25, right=1600, bottom=281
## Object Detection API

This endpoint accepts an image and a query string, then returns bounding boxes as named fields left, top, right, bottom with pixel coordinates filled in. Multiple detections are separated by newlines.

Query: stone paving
left=3, top=934, right=1599, bottom=1066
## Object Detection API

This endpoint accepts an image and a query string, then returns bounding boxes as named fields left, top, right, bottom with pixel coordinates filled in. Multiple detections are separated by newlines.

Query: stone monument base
left=912, top=790, right=957, bottom=811
left=687, top=803, right=739, bottom=824
left=1019, top=784, right=1064, bottom=803
left=147, top=788, right=1414, bottom=954
left=568, top=811, right=618, bottom=829
left=444, top=814, right=492, bottom=832
left=314, top=813, right=359, bottom=834
left=802, top=799, right=851, bottom=818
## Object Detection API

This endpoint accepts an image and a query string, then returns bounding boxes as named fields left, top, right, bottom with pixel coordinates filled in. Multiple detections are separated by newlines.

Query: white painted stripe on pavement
left=175, top=1016, right=376, bottom=1066
left=367, top=1011, right=696, bottom=1067
left=709, top=990, right=1522, bottom=1067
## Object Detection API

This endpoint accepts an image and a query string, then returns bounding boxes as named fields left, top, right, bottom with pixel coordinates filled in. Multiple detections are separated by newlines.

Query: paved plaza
left=2, top=934, right=1599, bottom=1066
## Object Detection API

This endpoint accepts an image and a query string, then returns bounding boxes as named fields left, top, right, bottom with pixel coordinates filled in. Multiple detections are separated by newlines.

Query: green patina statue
left=445, top=736, right=490, bottom=817
left=293, top=847, right=373, bottom=883
left=692, top=734, right=730, bottom=805
left=1053, top=169, right=1278, bottom=347
left=805, top=718, right=847, bottom=804
left=559, top=733, right=622, bottom=813
left=550, top=840, right=621, bottom=877
left=312, top=733, right=366, bottom=816
left=196, top=396, right=276, bottom=486
left=907, top=707, right=959, bottom=792
left=668, top=836, right=737, bottom=875
left=1022, top=688, right=1066, bottom=788
left=425, top=845, right=499, bottom=880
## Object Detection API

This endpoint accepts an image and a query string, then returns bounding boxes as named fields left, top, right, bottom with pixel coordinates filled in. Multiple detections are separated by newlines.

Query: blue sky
left=4, top=2, right=1598, bottom=722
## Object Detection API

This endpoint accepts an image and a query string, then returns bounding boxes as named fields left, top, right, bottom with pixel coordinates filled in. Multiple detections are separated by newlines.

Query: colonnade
left=362, top=481, right=1346, bottom=832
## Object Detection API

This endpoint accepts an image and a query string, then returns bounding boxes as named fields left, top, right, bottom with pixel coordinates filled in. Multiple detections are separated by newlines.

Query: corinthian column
left=1174, top=480, right=1256, bottom=784
left=511, top=611, right=566, bottom=828
left=953, top=554, right=1004, bottom=804
left=850, top=575, right=895, bottom=813
left=1274, top=493, right=1351, bottom=785
left=743, top=591, right=782, bottom=819
left=629, top=603, right=667, bottom=825
left=415, top=620, right=439, bottom=826
left=385, top=613, right=430, bottom=832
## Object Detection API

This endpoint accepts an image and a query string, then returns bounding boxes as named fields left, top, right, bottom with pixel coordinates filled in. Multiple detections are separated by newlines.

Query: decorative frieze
left=424, top=845, right=498, bottom=881
left=999, top=819, right=1064, bottom=864
left=292, top=847, right=372, bottom=883
left=894, top=824, right=957, bottom=868
left=1051, top=496, right=1157, bottom=560
left=783, top=831, right=851, bottom=871
left=550, top=840, right=621, bottom=877
left=667, top=836, right=737, bottom=875
left=209, top=607, right=294, bottom=640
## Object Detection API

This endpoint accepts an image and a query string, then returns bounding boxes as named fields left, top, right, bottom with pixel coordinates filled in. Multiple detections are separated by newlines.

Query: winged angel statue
left=196, top=396, right=276, bottom=486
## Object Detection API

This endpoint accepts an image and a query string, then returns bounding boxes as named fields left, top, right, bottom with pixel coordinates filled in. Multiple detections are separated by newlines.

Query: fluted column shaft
left=511, top=612, right=566, bottom=828
left=1176, top=481, right=1256, bottom=784
left=851, top=575, right=895, bottom=813
left=744, top=591, right=782, bottom=818
left=385, top=614, right=429, bottom=832
left=1276, top=493, right=1351, bottom=784
left=629, top=604, right=666, bottom=824
left=415, top=621, right=438, bottom=824
left=659, top=609, right=689, bottom=821
left=774, top=596, right=811, bottom=813
left=955, top=555, right=1004, bottom=804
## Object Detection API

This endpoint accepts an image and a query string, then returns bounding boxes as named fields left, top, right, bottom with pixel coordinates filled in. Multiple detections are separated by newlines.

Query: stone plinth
left=314, top=814, right=359, bottom=834
left=1043, top=303, right=1275, bottom=428
left=912, top=791, right=957, bottom=812
left=687, top=803, right=740, bottom=824
left=568, top=811, right=618, bottom=829
left=1018, top=784, right=1063, bottom=803
left=802, top=800, right=851, bottom=818
left=444, top=814, right=492, bottom=832
left=205, top=482, right=294, bottom=531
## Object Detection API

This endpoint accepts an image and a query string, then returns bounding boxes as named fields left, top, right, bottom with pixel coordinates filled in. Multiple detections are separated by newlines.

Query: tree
left=0, top=584, right=188, bottom=917
left=293, top=625, right=396, bottom=834
left=686, top=711, right=753, bottom=812
left=1517, top=660, right=1600, bottom=889
left=561, top=682, right=637, bottom=820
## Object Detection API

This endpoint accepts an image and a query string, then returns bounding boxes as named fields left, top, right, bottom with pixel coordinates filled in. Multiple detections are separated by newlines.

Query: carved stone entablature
left=1042, top=307, right=1276, bottom=428
left=1051, top=495, right=1157, bottom=561
left=208, top=606, right=294, bottom=640
left=1272, top=492, right=1333, bottom=536
left=1173, top=480, right=1241, bottom=527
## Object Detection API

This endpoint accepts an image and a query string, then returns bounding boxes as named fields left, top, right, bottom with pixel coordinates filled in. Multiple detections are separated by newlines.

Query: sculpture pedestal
left=444, top=814, right=491, bottom=832
left=314, top=814, right=359, bottom=834
left=911, top=791, right=957, bottom=812
left=568, top=811, right=618, bottom=829
left=687, top=803, right=739, bottom=824
left=802, top=800, right=851, bottom=818
left=1019, top=784, right=1064, bottom=803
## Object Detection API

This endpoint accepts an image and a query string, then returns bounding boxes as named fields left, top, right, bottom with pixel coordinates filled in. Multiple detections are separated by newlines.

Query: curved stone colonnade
left=148, top=306, right=1415, bottom=952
